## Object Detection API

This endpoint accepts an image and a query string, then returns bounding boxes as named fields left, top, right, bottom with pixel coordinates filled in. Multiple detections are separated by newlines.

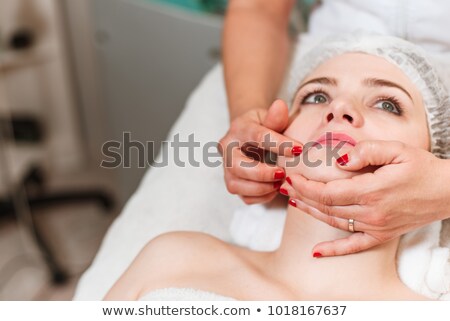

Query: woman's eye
left=374, top=100, right=401, bottom=115
left=303, top=93, right=328, bottom=104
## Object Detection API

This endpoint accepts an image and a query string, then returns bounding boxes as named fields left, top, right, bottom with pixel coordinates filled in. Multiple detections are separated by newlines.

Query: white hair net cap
left=287, top=33, right=450, bottom=159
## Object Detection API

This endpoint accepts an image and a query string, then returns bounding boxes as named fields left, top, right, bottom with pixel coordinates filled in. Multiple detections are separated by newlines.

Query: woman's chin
left=295, top=145, right=356, bottom=183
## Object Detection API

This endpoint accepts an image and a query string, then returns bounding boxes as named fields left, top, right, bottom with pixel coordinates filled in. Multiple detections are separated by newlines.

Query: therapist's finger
left=240, top=191, right=279, bottom=205
left=281, top=181, right=370, bottom=223
left=311, top=232, right=383, bottom=257
left=253, top=99, right=303, bottom=157
left=242, top=122, right=304, bottom=157
left=286, top=173, right=371, bottom=207
left=336, top=140, right=407, bottom=170
left=288, top=191, right=370, bottom=222
left=231, top=100, right=301, bottom=157
left=227, top=147, right=285, bottom=182
left=291, top=199, right=374, bottom=232
left=225, top=171, right=284, bottom=196
left=262, top=99, right=291, bottom=133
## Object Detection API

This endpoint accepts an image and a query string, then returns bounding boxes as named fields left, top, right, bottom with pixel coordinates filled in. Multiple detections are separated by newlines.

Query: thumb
left=262, top=99, right=289, bottom=133
left=336, top=140, right=408, bottom=171
left=312, top=233, right=380, bottom=257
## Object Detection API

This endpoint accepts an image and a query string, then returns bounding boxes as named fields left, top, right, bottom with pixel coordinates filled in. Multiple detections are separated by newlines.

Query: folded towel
left=397, top=221, right=450, bottom=299
left=230, top=201, right=285, bottom=252
left=139, top=288, right=236, bottom=301
left=230, top=203, right=450, bottom=300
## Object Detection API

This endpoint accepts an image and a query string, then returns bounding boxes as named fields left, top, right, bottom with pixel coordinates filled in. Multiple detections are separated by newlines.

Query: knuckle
left=254, top=184, right=270, bottom=196
left=328, top=247, right=337, bottom=257
left=219, top=137, right=240, bottom=159
left=377, top=233, right=389, bottom=243
left=320, top=203, right=333, bottom=216
left=226, top=156, right=237, bottom=171
left=256, top=167, right=268, bottom=181
left=232, top=151, right=245, bottom=169
left=319, top=189, right=334, bottom=207
left=260, top=193, right=276, bottom=204
left=229, top=120, right=241, bottom=134
left=360, top=188, right=382, bottom=205
left=395, top=141, right=406, bottom=151
left=217, top=139, right=225, bottom=156
left=371, top=212, right=388, bottom=227
left=255, top=129, right=264, bottom=145
left=371, top=232, right=387, bottom=244
left=226, top=180, right=238, bottom=194
left=346, top=243, right=361, bottom=254
left=327, top=217, right=339, bottom=229
left=360, top=191, right=375, bottom=205
left=242, top=197, right=256, bottom=205
left=357, top=141, right=374, bottom=159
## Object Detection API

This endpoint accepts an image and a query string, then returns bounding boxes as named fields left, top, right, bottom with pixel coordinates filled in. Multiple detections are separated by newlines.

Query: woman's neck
left=269, top=205, right=406, bottom=300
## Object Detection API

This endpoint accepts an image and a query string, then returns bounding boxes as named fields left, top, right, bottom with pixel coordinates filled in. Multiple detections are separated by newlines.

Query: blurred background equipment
left=151, top=0, right=228, bottom=14
left=0, top=0, right=118, bottom=300
left=0, top=0, right=224, bottom=300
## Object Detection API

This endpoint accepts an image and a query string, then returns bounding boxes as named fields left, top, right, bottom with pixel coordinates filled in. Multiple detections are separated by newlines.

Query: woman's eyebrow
left=363, top=77, right=413, bottom=101
left=295, top=77, right=338, bottom=97
left=294, top=76, right=413, bottom=101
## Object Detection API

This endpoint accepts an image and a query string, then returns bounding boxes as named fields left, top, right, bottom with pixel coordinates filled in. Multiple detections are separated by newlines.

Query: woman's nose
left=324, top=98, right=363, bottom=127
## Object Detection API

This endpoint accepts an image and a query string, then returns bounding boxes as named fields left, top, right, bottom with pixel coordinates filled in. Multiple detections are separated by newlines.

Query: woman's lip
left=314, top=132, right=357, bottom=147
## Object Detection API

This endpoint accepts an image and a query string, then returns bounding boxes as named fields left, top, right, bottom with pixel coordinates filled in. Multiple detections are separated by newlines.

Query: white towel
left=230, top=204, right=450, bottom=300
left=397, top=221, right=450, bottom=299
left=230, top=197, right=286, bottom=252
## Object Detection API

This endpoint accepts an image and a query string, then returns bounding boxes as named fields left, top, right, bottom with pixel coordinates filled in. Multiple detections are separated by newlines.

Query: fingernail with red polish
left=274, top=170, right=285, bottom=180
left=313, top=252, right=322, bottom=258
left=273, top=181, right=282, bottom=189
left=286, top=176, right=292, bottom=186
left=288, top=199, right=296, bottom=207
left=279, top=188, right=289, bottom=196
left=292, top=146, right=303, bottom=156
left=336, top=154, right=349, bottom=166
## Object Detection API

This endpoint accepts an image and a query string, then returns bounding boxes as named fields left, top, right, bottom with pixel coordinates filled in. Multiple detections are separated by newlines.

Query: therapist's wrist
left=228, top=101, right=271, bottom=122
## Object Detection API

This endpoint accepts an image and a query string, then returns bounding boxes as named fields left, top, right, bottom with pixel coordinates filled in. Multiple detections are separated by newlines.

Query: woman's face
left=279, top=53, right=430, bottom=182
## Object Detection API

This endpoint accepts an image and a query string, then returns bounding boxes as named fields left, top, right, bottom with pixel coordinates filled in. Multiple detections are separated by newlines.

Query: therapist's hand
left=218, top=99, right=303, bottom=204
left=283, top=140, right=450, bottom=257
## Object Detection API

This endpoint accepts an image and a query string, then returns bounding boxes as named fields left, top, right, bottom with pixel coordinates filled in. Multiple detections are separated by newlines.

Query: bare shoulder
left=149, top=230, right=229, bottom=251
left=104, top=231, right=254, bottom=300
left=141, top=231, right=238, bottom=267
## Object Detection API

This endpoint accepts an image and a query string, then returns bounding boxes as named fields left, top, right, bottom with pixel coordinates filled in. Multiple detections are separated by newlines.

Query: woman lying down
left=105, top=33, right=450, bottom=301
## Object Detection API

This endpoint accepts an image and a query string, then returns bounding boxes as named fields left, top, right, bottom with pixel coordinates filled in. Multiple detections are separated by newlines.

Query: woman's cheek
left=393, top=124, right=430, bottom=151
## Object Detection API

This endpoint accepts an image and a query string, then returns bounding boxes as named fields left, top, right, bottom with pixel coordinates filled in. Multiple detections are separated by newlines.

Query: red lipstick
left=314, top=132, right=356, bottom=147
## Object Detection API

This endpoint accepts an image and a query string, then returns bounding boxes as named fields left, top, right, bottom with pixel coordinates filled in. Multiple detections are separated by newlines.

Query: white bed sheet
left=73, top=64, right=242, bottom=300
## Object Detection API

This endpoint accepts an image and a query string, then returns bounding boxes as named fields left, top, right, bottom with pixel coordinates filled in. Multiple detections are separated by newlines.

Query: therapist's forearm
left=439, top=158, right=450, bottom=220
left=223, top=0, right=295, bottom=121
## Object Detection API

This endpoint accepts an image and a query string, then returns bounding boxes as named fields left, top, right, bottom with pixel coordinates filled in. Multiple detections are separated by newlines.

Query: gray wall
left=91, top=0, right=223, bottom=200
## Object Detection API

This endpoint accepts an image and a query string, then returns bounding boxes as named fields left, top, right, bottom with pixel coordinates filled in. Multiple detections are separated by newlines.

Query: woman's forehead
left=304, top=53, right=408, bottom=82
